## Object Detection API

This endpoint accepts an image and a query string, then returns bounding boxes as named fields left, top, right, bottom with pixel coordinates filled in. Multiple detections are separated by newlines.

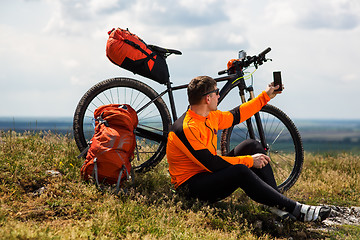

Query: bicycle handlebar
left=218, top=69, right=228, bottom=75
left=259, top=47, right=271, bottom=58
left=218, top=47, right=272, bottom=75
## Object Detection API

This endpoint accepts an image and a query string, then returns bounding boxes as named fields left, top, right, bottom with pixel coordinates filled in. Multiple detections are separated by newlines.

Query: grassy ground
left=0, top=131, right=359, bottom=239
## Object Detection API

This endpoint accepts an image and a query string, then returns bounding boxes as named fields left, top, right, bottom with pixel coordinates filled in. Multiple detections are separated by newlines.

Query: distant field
left=0, top=117, right=73, bottom=134
left=295, top=119, right=360, bottom=153
left=1, top=117, right=359, bottom=153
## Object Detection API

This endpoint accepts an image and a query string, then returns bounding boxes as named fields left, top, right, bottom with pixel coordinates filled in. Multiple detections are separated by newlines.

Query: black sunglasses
left=202, top=88, right=220, bottom=96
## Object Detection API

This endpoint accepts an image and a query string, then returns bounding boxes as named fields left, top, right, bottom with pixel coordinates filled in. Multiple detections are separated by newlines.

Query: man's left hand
left=252, top=153, right=271, bottom=169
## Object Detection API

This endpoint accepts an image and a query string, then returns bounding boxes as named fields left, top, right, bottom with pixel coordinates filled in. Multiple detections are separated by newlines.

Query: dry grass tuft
left=287, top=152, right=360, bottom=206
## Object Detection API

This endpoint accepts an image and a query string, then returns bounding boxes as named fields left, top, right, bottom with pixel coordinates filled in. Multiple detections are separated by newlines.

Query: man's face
left=207, top=87, right=220, bottom=111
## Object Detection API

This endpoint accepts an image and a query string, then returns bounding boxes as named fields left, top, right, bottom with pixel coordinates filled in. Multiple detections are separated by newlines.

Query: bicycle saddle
left=149, top=45, right=182, bottom=56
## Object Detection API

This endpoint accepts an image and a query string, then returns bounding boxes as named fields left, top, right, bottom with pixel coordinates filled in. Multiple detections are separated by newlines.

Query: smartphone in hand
left=273, top=71, right=283, bottom=92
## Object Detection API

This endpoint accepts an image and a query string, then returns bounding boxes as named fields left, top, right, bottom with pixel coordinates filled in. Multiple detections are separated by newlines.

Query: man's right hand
left=252, top=153, right=271, bottom=169
left=265, top=82, right=282, bottom=99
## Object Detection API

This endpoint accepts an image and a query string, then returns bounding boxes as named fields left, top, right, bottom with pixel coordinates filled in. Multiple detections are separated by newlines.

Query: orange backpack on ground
left=106, top=28, right=170, bottom=84
left=80, top=104, right=138, bottom=192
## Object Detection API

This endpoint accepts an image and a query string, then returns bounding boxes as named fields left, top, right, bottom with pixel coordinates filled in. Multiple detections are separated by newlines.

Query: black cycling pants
left=178, top=139, right=297, bottom=213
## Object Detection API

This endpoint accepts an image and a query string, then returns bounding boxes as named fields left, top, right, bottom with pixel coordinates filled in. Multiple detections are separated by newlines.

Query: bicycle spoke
left=90, top=100, right=101, bottom=109
left=140, top=115, right=161, bottom=122
left=110, top=88, right=114, bottom=103
left=117, top=87, right=120, bottom=103
left=102, top=90, right=112, bottom=104
left=271, top=128, right=285, bottom=145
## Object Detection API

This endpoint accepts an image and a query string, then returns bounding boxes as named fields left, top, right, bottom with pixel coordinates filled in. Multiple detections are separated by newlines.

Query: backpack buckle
left=96, top=114, right=109, bottom=127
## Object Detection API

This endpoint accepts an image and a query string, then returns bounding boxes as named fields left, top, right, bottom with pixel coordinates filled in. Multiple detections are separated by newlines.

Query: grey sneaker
left=298, top=204, right=331, bottom=222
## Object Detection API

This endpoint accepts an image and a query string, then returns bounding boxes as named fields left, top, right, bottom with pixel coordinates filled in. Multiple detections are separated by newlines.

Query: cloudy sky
left=1, top=0, right=360, bottom=120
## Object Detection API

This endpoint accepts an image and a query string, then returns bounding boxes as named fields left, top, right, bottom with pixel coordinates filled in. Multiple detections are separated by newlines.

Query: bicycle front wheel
left=73, top=77, right=172, bottom=173
left=220, top=104, right=304, bottom=192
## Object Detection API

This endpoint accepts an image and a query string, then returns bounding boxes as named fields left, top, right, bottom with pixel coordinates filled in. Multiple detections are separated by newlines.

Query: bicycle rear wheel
left=73, top=77, right=172, bottom=173
left=220, top=104, right=303, bottom=192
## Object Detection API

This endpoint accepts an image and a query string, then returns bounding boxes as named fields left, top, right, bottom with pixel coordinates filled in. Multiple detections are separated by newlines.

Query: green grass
left=1, top=131, right=359, bottom=239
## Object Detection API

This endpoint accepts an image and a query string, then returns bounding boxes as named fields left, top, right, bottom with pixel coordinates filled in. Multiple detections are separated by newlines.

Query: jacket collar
left=187, top=108, right=208, bottom=121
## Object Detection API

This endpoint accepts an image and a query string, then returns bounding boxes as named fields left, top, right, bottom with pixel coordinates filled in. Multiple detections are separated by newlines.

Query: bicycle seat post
left=166, top=80, right=178, bottom=121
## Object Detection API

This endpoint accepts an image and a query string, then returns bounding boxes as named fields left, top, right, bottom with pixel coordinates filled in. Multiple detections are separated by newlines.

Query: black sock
left=291, top=202, right=302, bottom=219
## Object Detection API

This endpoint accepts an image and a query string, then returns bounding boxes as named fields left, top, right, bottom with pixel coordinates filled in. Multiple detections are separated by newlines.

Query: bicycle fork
left=239, top=86, right=269, bottom=152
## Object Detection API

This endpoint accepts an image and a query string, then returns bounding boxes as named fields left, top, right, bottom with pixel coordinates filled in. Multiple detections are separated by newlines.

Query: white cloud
left=262, top=0, right=360, bottom=30
left=0, top=0, right=359, bottom=119
left=264, top=1, right=298, bottom=26
left=63, top=59, right=79, bottom=68
left=341, top=73, right=357, bottom=83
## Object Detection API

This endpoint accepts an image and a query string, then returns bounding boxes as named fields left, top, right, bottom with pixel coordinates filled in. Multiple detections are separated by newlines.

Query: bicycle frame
left=139, top=73, right=245, bottom=122
left=137, top=69, right=269, bottom=151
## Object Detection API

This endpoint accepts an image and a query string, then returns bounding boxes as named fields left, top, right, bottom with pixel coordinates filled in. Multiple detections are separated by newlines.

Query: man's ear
left=204, top=95, right=211, bottom=104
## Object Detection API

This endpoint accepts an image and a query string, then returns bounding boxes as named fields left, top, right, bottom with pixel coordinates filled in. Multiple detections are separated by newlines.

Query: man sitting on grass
left=166, top=76, right=331, bottom=222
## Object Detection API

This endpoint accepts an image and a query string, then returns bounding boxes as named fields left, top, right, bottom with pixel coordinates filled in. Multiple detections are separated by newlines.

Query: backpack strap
left=123, top=39, right=156, bottom=61
left=132, top=141, right=140, bottom=179
left=77, top=143, right=90, bottom=159
left=115, top=166, right=125, bottom=194
left=115, top=165, right=132, bottom=194
left=93, top=158, right=102, bottom=190
left=93, top=158, right=129, bottom=194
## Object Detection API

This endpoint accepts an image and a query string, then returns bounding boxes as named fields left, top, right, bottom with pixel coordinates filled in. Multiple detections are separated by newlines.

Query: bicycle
left=73, top=46, right=304, bottom=192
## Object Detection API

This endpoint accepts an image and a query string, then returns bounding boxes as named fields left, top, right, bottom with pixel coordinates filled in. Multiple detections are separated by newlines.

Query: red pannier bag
left=106, top=28, right=170, bottom=84
left=80, top=104, right=138, bottom=192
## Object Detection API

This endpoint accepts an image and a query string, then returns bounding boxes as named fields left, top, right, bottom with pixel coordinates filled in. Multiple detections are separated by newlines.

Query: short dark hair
left=187, top=76, right=217, bottom=105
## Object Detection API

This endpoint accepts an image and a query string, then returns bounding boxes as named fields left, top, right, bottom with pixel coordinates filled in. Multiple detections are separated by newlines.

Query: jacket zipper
left=205, top=119, right=217, bottom=153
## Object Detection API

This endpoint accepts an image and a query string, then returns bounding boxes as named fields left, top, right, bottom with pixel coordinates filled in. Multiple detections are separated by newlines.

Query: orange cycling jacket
left=166, top=91, right=270, bottom=188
